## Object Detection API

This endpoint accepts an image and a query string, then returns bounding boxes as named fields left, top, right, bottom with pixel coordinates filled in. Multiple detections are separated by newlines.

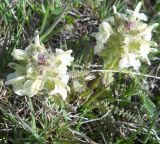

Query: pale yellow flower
left=5, top=33, right=74, bottom=99
left=92, top=22, right=113, bottom=54
left=93, top=2, right=158, bottom=71
left=126, top=2, right=147, bottom=21
left=119, top=53, right=141, bottom=71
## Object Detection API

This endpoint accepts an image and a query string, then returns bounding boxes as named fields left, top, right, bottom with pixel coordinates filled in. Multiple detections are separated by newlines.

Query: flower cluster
left=5, top=34, right=74, bottom=100
left=92, top=2, right=158, bottom=71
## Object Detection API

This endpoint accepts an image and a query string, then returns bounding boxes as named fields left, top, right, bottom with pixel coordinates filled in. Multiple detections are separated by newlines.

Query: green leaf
left=52, top=7, right=63, bottom=15
left=142, top=95, right=156, bottom=117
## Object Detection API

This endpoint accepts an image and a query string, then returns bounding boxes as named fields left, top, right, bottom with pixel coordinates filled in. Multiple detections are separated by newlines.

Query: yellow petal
left=12, top=49, right=28, bottom=60
left=23, top=78, right=44, bottom=96
left=5, top=74, right=26, bottom=85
